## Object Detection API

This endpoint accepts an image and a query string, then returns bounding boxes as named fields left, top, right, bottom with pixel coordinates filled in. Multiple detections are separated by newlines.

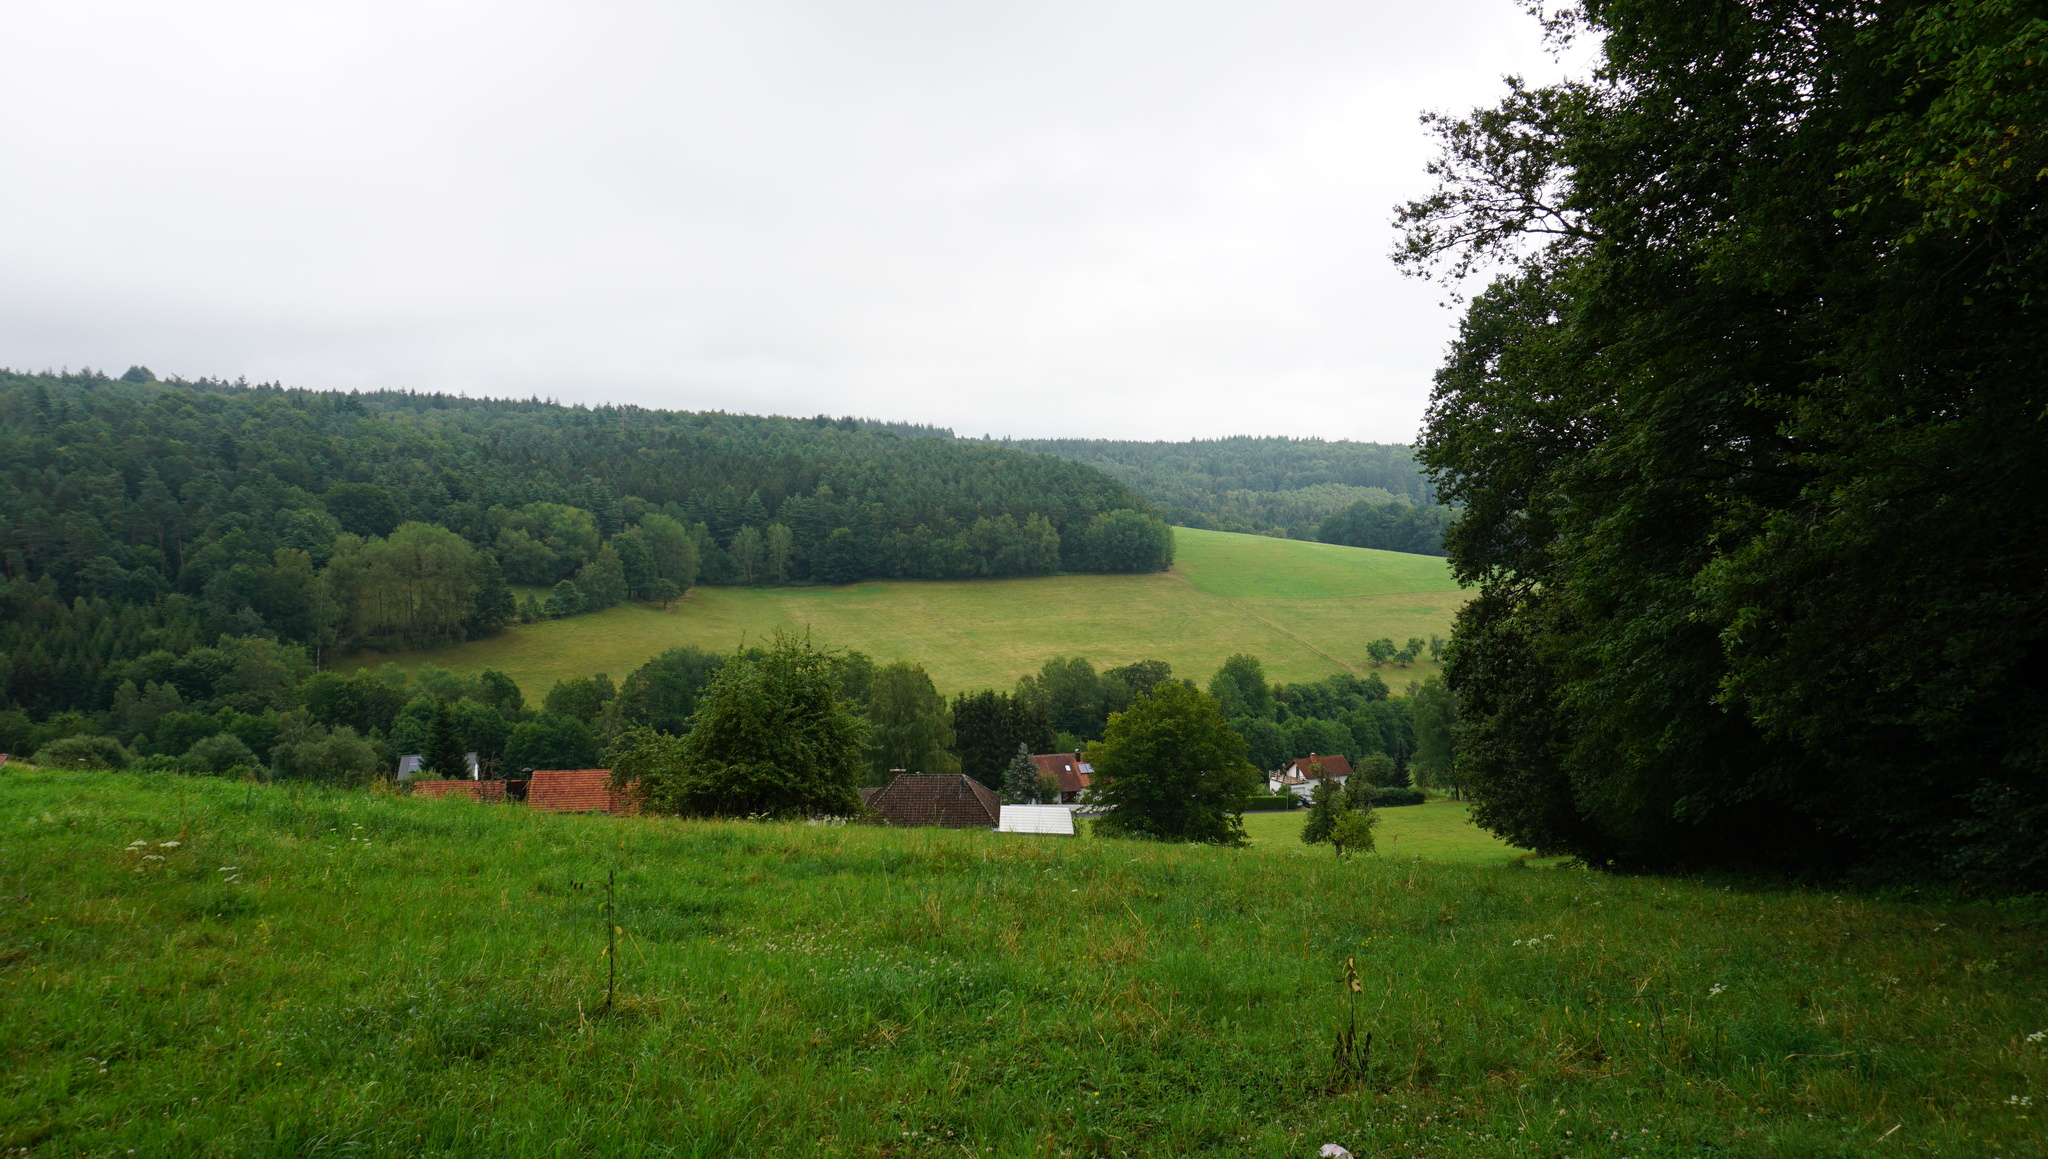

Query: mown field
left=347, top=529, right=1468, bottom=696
left=5, top=771, right=2043, bottom=1158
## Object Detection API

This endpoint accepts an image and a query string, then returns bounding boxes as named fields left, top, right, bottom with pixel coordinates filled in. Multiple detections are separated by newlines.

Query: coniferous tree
left=423, top=703, right=467, bottom=779
left=1001, top=744, right=1043, bottom=804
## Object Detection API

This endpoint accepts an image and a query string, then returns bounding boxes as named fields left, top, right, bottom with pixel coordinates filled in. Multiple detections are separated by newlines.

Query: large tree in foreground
left=1090, top=681, right=1259, bottom=845
left=1404, top=1, right=2048, bottom=888
left=624, top=632, right=868, bottom=818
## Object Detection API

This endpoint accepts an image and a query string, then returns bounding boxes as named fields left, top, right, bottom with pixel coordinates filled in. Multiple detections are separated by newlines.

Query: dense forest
left=1003, top=436, right=1455, bottom=552
left=0, top=370, right=1172, bottom=723
left=1408, top=0, right=2047, bottom=891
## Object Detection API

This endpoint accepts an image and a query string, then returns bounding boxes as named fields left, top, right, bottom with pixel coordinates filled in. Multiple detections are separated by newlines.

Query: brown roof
left=411, top=780, right=508, bottom=803
left=1028, top=752, right=1093, bottom=794
left=866, top=774, right=1001, bottom=828
left=527, top=769, right=638, bottom=815
left=1284, top=753, right=1355, bottom=780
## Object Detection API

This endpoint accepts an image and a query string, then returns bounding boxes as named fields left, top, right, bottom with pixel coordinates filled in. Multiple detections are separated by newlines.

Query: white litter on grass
left=1320, top=1146, right=1355, bottom=1159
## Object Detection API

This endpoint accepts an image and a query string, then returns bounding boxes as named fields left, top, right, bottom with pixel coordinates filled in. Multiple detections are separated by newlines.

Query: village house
left=1270, top=752, right=1354, bottom=799
left=1028, top=751, right=1093, bottom=803
left=864, top=773, right=1002, bottom=828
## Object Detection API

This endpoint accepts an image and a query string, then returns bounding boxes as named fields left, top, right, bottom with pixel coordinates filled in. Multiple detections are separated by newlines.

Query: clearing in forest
left=349, top=527, right=1469, bottom=695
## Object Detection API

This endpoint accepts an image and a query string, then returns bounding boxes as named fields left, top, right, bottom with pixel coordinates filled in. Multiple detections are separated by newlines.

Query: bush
left=1368, top=787, right=1427, bottom=807
left=273, top=727, right=381, bottom=786
left=131, top=754, right=179, bottom=774
left=30, top=735, right=132, bottom=770
left=179, top=733, right=258, bottom=776
left=1240, top=795, right=1297, bottom=811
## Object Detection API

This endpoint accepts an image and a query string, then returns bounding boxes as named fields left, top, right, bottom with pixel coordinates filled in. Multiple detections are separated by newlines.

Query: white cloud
left=0, top=0, right=1589, bottom=441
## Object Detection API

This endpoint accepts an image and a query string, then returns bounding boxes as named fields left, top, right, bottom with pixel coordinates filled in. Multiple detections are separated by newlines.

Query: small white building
left=996, top=804, right=1076, bottom=836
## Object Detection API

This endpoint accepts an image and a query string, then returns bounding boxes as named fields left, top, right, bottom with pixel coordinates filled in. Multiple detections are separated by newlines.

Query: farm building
left=1028, top=752, right=1093, bottom=803
left=1271, top=753, right=1353, bottom=799
left=865, top=773, right=1001, bottom=828
left=996, top=804, right=1076, bottom=836
left=526, top=769, right=638, bottom=815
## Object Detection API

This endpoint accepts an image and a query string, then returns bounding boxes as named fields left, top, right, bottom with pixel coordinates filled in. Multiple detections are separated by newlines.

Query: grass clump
left=3, top=770, right=2044, bottom=1157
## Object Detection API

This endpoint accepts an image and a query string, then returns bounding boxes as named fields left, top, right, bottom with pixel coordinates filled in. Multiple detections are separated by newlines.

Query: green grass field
left=348, top=529, right=1468, bottom=697
left=1238, top=800, right=1535, bottom=865
left=7, top=771, right=2044, bottom=1158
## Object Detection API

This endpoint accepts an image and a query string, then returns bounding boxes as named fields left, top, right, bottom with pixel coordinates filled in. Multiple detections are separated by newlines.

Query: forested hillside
left=1006, top=435, right=1454, bottom=553
left=0, top=370, right=1170, bottom=719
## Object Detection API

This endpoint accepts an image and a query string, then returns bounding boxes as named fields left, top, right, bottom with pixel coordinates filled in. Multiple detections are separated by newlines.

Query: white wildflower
left=1320, top=1146, right=1355, bottom=1159
left=1707, top=984, right=1726, bottom=997
left=159, top=841, right=180, bottom=848
left=218, top=867, right=238, bottom=873
left=2027, top=1030, right=2045, bottom=1044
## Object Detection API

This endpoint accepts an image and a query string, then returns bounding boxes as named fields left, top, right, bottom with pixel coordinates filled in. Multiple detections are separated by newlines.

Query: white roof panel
left=997, top=805, right=1076, bottom=836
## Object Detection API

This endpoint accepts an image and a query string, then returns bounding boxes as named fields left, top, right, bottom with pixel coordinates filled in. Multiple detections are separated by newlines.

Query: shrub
left=30, top=735, right=132, bottom=770
left=179, top=733, right=258, bottom=776
left=1240, top=795, right=1297, bottom=811
left=131, top=754, right=179, bottom=774
left=273, top=727, right=381, bottom=786
left=1369, top=787, right=1427, bottom=807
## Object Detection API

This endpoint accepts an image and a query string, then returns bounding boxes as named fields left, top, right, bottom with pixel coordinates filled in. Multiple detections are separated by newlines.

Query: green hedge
left=1240, top=795, right=1297, bottom=812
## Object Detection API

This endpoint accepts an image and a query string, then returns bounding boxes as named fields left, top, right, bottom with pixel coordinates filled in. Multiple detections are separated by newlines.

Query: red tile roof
left=1029, top=752, right=1093, bottom=795
left=411, top=779, right=508, bottom=803
left=866, top=774, right=1001, bottom=828
left=1284, top=753, right=1354, bottom=780
left=527, top=769, right=638, bottom=815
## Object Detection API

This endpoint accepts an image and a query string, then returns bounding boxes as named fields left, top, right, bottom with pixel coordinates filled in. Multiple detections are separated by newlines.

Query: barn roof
left=527, top=769, right=638, bottom=815
left=866, top=774, right=1001, bottom=828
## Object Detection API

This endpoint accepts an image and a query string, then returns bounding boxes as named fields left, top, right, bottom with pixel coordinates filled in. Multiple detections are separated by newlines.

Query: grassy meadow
left=346, top=529, right=1469, bottom=696
left=6, top=771, right=2044, bottom=1158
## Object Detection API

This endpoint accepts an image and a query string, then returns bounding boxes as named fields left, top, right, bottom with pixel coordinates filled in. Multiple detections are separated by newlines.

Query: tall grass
left=2, top=770, right=2042, bottom=1157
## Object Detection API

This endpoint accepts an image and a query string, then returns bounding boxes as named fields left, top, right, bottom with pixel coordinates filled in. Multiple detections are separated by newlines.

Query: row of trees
left=0, top=373, right=1173, bottom=719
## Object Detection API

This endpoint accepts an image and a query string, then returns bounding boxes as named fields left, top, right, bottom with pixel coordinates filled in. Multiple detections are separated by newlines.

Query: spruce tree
left=423, top=703, right=468, bottom=780
left=1001, top=744, right=1042, bottom=804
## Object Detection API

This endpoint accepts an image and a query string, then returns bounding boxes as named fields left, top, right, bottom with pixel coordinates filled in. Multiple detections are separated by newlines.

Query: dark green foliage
left=1102, top=659, right=1172, bottom=699
left=950, top=691, right=1055, bottom=790
left=1299, top=778, right=1343, bottom=846
left=503, top=713, right=599, bottom=773
left=1239, top=795, right=1296, bottom=811
left=422, top=704, right=467, bottom=780
left=323, top=483, right=401, bottom=539
left=613, top=648, right=723, bottom=735
left=1000, top=744, right=1046, bottom=805
left=1230, top=716, right=1288, bottom=772
left=448, top=699, right=510, bottom=767
left=30, top=735, right=130, bottom=770
left=1404, top=1, right=2048, bottom=889
left=179, top=732, right=255, bottom=776
left=1317, top=499, right=1453, bottom=556
left=299, top=671, right=408, bottom=737
left=270, top=726, right=379, bottom=785
left=1015, top=657, right=1112, bottom=740
left=1090, top=681, right=1259, bottom=845
left=631, top=634, right=869, bottom=819
left=864, top=661, right=956, bottom=780
left=0, top=373, right=1165, bottom=727
left=1206, top=654, right=1273, bottom=721
left=1007, top=436, right=1434, bottom=537
left=542, top=675, right=616, bottom=724
left=1367, top=788, right=1426, bottom=808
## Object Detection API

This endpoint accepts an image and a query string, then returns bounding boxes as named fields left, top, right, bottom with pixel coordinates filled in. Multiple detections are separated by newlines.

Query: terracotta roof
left=411, top=780, right=508, bottom=803
left=866, top=773, right=1001, bottom=828
left=1029, top=752, right=1093, bottom=794
left=1284, top=753, right=1355, bottom=780
left=527, top=769, right=638, bottom=815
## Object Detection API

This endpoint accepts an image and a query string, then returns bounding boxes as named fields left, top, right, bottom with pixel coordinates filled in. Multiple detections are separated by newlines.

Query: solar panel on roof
left=997, top=805, right=1076, bottom=836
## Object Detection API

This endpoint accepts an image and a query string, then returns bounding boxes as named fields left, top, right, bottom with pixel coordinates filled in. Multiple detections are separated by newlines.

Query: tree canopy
left=1406, top=0, right=2048, bottom=890
left=1089, top=681, right=1260, bottom=845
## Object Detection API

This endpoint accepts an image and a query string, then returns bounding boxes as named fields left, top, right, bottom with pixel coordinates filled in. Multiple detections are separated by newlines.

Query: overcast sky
left=0, top=1, right=1585, bottom=442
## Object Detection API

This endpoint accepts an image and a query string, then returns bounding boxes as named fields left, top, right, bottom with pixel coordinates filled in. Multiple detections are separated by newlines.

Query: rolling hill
left=345, top=528, right=1469, bottom=697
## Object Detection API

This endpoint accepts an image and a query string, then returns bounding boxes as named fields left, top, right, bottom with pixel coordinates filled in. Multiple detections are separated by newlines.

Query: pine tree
left=1001, top=744, right=1042, bottom=804
left=424, top=702, right=468, bottom=779
left=1300, top=777, right=1346, bottom=847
